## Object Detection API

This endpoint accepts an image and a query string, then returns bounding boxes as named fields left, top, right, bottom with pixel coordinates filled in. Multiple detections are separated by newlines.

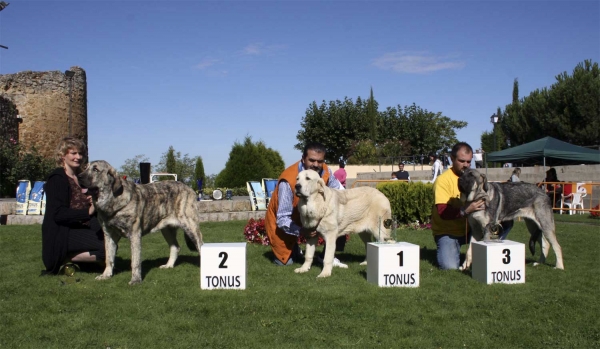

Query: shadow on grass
left=421, top=246, right=437, bottom=267
left=139, top=255, right=200, bottom=279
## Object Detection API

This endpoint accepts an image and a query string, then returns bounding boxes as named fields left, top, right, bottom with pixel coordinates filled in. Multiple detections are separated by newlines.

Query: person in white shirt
left=473, top=149, right=484, bottom=168
left=430, top=153, right=442, bottom=182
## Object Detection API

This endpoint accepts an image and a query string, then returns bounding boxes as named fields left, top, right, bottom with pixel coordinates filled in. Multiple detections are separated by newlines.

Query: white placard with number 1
left=200, top=242, right=247, bottom=290
left=367, top=242, right=420, bottom=287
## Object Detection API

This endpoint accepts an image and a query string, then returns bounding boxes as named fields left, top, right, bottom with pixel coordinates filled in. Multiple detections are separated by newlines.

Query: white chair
left=560, top=192, right=586, bottom=215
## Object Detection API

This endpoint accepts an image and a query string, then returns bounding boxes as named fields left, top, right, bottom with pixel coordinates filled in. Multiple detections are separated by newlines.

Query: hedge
left=376, top=181, right=433, bottom=224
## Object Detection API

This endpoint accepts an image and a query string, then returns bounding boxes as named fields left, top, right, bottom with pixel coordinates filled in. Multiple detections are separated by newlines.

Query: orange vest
left=265, top=161, right=330, bottom=264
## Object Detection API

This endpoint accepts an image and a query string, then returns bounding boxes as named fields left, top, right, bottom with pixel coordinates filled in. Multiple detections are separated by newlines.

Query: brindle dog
left=79, top=160, right=203, bottom=285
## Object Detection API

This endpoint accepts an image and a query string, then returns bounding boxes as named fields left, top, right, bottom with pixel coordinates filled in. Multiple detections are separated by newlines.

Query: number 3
left=502, top=249, right=511, bottom=264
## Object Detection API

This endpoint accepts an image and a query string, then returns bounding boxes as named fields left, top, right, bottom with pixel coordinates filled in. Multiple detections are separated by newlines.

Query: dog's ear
left=318, top=178, right=326, bottom=200
left=481, top=173, right=489, bottom=192
left=108, top=167, right=123, bottom=196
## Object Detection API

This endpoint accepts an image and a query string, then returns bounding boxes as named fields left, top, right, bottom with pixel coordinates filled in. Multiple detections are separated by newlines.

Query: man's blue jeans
left=434, top=221, right=514, bottom=270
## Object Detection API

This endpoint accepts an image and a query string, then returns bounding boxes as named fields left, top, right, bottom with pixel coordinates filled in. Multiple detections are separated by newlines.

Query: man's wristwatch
left=460, top=207, right=466, bottom=217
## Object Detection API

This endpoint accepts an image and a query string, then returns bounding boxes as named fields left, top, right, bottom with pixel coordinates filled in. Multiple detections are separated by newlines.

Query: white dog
left=294, top=169, right=393, bottom=278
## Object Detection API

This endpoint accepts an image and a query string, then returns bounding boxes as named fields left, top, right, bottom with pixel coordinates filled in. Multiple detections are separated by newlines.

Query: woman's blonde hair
left=55, top=137, right=87, bottom=170
left=513, top=167, right=521, bottom=176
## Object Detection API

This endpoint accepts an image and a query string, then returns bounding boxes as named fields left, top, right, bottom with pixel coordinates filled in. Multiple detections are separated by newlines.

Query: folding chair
left=262, top=178, right=278, bottom=207
left=246, top=181, right=267, bottom=211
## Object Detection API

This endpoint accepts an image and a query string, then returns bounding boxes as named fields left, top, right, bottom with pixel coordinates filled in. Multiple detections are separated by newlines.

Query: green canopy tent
left=485, top=136, right=600, bottom=173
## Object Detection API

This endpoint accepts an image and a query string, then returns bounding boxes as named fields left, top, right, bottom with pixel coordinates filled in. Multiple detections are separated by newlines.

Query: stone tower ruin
left=0, top=66, right=88, bottom=159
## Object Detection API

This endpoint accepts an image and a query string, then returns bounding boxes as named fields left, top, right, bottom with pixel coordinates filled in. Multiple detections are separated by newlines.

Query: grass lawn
left=0, top=219, right=599, bottom=348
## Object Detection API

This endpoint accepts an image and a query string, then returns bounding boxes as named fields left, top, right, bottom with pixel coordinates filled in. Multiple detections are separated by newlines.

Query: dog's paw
left=532, top=262, right=540, bottom=267
left=159, top=264, right=174, bottom=269
left=95, top=274, right=112, bottom=281
left=128, top=279, right=142, bottom=286
left=316, top=271, right=332, bottom=278
left=360, top=260, right=368, bottom=266
left=294, top=267, right=310, bottom=274
left=459, top=264, right=470, bottom=271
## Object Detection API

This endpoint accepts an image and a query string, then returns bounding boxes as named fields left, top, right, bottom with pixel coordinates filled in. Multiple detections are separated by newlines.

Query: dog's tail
left=184, top=233, right=198, bottom=252
left=529, top=229, right=542, bottom=255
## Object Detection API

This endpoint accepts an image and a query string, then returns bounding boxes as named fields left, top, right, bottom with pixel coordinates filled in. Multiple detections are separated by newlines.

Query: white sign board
left=472, top=240, right=525, bottom=284
left=367, top=242, right=420, bottom=287
left=200, top=243, right=247, bottom=290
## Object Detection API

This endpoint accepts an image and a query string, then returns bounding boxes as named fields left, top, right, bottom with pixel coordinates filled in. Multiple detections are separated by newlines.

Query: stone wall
left=0, top=66, right=88, bottom=158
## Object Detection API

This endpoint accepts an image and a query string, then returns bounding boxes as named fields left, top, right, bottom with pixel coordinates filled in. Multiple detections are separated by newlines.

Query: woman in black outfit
left=41, top=137, right=105, bottom=275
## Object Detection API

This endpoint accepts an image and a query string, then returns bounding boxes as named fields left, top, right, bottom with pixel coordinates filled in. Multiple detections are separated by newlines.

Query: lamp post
left=64, top=70, right=75, bottom=136
left=490, top=113, right=499, bottom=152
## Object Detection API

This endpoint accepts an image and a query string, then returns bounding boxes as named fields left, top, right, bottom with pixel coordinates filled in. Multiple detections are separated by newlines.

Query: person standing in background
left=333, top=161, right=347, bottom=188
left=430, top=153, right=443, bottom=183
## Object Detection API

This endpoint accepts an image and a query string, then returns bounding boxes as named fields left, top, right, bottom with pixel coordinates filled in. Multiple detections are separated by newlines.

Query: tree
left=295, top=97, right=372, bottom=163
left=215, top=136, right=284, bottom=188
left=165, top=146, right=177, bottom=174
left=367, top=87, right=378, bottom=143
left=119, top=154, right=150, bottom=181
left=398, top=103, right=467, bottom=156
left=501, top=60, right=600, bottom=148
left=155, top=146, right=198, bottom=186
left=256, top=141, right=285, bottom=176
left=192, top=156, right=205, bottom=192
left=296, top=95, right=467, bottom=164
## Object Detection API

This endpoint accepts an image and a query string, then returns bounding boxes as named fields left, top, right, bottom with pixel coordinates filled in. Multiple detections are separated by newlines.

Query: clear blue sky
left=1, top=1, right=598, bottom=175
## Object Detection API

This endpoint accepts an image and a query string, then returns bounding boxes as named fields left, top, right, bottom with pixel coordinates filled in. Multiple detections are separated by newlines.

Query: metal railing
left=537, top=181, right=600, bottom=214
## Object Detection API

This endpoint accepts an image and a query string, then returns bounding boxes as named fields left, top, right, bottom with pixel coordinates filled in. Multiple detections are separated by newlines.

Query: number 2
left=219, top=251, right=228, bottom=268
left=502, top=249, right=511, bottom=264
left=397, top=250, right=404, bottom=267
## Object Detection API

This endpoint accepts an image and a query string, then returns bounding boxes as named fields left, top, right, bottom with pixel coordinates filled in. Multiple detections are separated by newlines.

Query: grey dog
left=457, top=168, right=564, bottom=270
left=78, top=160, right=204, bottom=285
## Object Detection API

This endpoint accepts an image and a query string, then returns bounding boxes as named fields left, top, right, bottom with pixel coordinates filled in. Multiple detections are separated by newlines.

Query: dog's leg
left=129, top=228, right=143, bottom=285
left=182, top=220, right=203, bottom=251
left=358, top=232, right=372, bottom=266
left=96, top=231, right=120, bottom=281
left=317, top=234, right=339, bottom=278
left=295, top=237, right=317, bottom=274
left=459, top=236, right=476, bottom=271
left=543, top=231, right=564, bottom=270
left=537, top=216, right=564, bottom=270
left=160, top=227, right=180, bottom=269
left=533, top=234, right=548, bottom=267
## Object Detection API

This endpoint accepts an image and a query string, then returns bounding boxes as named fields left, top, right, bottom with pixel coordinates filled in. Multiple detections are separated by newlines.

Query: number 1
left=397, top=250, right=404, bottom=267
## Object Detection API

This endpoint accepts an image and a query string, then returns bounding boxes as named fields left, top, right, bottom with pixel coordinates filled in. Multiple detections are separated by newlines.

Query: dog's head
left=458, top=168, right=488, bottom=203
left=78, top=160, right=123, bottom=197
left=294, top=169, right=326, bottom=199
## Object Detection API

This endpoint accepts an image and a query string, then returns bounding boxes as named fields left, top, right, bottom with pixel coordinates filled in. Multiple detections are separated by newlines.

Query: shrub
left=591, top=204, right=600, bottom=219
left=376, top=181, right=433, bottom=224
left=243, top=218, right=327, bottom=246
left=0, top=143, right=54, bottom=198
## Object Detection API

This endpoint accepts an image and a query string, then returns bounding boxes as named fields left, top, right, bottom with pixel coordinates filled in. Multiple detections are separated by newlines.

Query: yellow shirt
left=431, top=169, right=467, bottom=237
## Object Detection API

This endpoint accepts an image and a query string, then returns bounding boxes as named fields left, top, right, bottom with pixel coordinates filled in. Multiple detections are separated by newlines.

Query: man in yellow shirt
left=431, top=142, right=486, bottom=270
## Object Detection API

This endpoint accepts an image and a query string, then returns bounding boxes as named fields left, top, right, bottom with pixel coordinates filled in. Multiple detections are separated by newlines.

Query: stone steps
left=0, top=199, right=266, bottom=225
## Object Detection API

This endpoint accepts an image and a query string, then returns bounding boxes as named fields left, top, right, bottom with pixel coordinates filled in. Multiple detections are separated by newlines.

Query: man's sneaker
left=314, top=256, right=348, bottom=269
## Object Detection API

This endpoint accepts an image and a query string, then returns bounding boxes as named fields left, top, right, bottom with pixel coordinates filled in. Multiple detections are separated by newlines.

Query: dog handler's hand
left=300, top=228, right=318, bottom=238
left=464, top=200, right=485, bottom=215
left=87, top=195, right=95, bottom=216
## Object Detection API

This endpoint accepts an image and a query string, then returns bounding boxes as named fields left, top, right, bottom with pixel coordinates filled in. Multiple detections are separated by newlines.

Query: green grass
left=1, top=220, right=599, bottom=348
left=552, top=212, right=600, bottom=225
